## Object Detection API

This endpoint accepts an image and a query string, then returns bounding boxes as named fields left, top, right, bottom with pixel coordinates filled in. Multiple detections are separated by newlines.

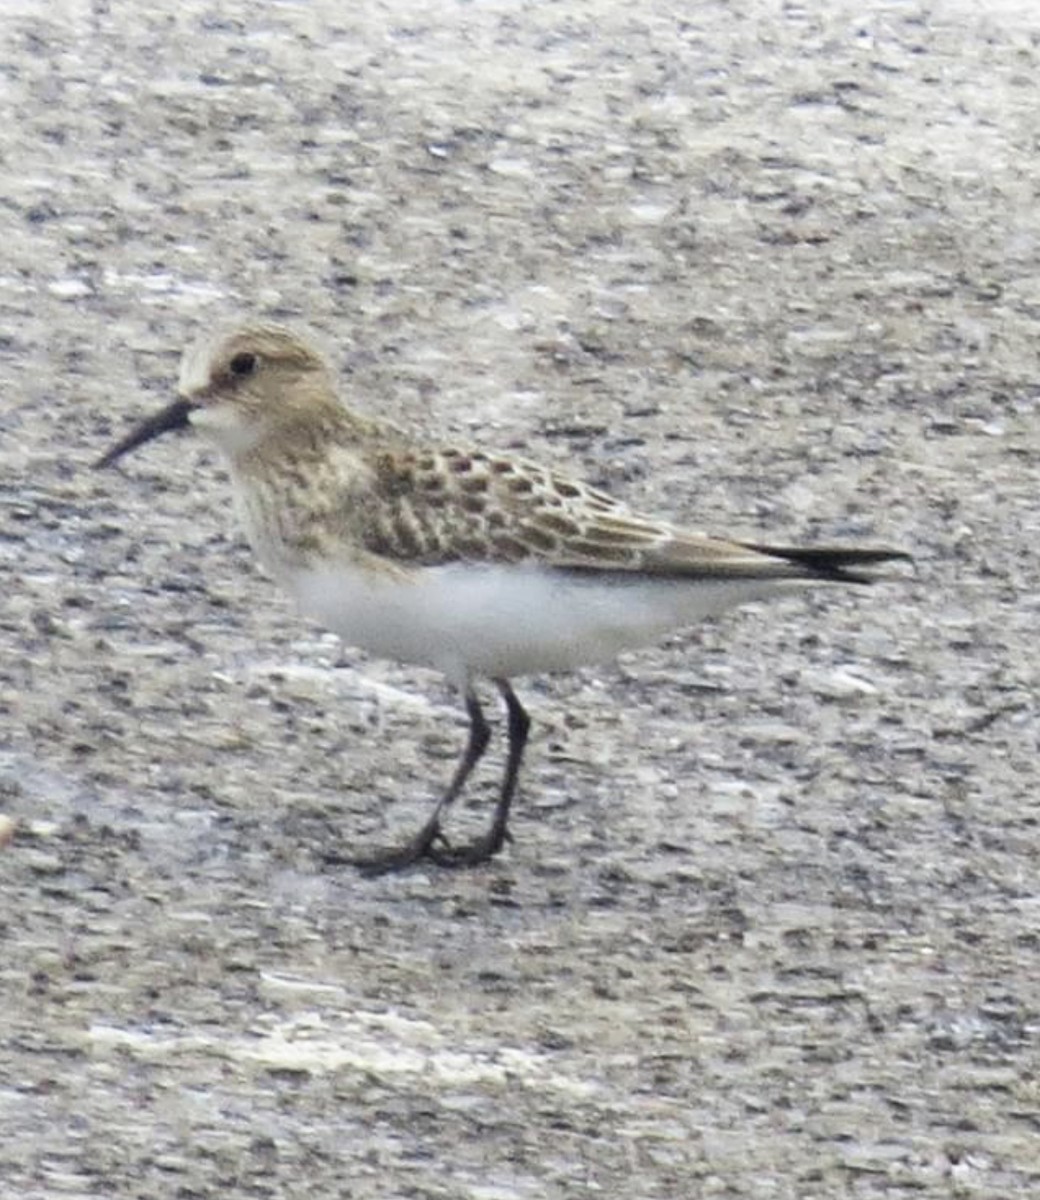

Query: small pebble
left=0, top=814, right=16, bottom=848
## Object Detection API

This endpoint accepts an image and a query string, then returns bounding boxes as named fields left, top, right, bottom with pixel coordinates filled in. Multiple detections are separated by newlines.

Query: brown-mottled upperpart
left=97, top=322, right=911, bottom=873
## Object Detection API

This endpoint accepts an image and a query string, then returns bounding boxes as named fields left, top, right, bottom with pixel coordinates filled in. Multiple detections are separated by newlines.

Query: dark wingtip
left=742, top=543, right=914, bottom=584
left=95, top=398, right=193, bottom=469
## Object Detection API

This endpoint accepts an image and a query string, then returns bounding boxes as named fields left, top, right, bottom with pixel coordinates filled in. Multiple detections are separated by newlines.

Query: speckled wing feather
left=350, top=444, right=620, bottom=565
left=354, top=444, right=902, bottom=583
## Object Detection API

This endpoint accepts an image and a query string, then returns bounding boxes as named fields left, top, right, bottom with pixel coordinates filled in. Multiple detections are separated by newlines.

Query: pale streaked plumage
left=97, top=322, right=909, bottom=872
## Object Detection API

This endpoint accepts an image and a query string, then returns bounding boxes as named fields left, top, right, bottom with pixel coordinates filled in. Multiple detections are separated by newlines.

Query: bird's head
left=96, top=324, right=334, bottom=468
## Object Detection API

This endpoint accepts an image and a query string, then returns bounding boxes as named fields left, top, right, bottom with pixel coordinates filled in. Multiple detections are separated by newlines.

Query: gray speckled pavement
left=1, top=2, right=1036, bottom=1196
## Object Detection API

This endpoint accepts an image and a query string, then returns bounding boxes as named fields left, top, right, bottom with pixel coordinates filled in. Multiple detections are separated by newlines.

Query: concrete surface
left=1, top=1, right=1037, bottom=1196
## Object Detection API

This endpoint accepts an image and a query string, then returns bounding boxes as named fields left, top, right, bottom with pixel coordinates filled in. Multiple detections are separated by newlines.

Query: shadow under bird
left=97, top=323, right=910, bottom=873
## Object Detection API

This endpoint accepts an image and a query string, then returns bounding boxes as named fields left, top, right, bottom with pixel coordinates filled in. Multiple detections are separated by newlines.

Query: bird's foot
left=422, top=817, right=512, bottom=869
left=352, top=817, right=511, bottom=875
left=351, top=816, right=450, bottom=877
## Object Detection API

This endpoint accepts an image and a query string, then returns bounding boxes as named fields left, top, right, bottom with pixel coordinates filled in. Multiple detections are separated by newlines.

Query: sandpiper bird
left=97, top=323, right=908, bottom=873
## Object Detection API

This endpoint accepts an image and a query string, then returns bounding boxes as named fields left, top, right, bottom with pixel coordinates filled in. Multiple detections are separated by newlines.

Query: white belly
left=284, top=560, right=788, bottom=685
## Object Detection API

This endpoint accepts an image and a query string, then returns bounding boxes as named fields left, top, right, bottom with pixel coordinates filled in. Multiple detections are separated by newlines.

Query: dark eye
left=229, top=351, right=259, bottom=378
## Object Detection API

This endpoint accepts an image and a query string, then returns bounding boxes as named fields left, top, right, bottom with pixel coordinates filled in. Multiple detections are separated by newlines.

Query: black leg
left=428, top=679, right=530, bottom=867
left=490, top=680, right=531, bottom=849
left=353, top=687, right=491, bottom=875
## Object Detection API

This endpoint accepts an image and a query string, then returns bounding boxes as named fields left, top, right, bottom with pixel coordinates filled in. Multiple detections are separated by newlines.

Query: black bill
left=95, top=397, right=194, bottom=469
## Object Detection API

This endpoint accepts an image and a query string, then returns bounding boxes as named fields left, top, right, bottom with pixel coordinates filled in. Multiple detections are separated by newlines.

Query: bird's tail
left=739, top=543, right=913, bottom=585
